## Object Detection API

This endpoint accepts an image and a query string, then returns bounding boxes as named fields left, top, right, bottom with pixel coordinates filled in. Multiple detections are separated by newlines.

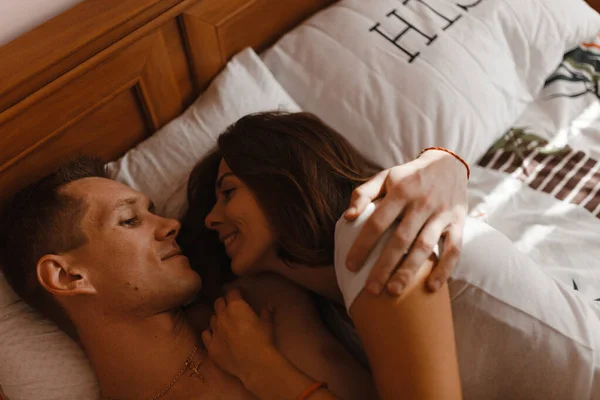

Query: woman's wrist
left=241, top=346, right=289, bottom=391
left=242, top=346, right=330, bottom=400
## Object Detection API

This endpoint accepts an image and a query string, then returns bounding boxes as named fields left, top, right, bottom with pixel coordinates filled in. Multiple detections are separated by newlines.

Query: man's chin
left=165, top=286, right=202, bottom=313
left=183, top=273, right=203, bottom=303
left=161, top=270, right=202, bottom=309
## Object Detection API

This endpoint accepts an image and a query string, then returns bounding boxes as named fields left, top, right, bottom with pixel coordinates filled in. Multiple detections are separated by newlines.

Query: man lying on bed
left=0, top=155, right=467, bottom=400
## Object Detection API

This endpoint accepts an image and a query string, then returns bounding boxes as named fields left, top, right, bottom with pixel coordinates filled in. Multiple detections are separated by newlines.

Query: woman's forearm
left=242, top=347, right=340, bottom=400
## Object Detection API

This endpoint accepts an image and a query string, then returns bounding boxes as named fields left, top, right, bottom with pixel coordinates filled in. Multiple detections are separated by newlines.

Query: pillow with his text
left=263, top=0, right=600, bottom=166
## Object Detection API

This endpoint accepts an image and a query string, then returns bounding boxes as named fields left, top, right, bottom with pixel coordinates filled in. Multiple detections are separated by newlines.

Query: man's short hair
left=0, top=156, right=108, bottom=338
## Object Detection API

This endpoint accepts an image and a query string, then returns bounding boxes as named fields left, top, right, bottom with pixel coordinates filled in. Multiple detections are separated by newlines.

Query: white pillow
left=0, top=47, right=300, bottom=400
left=263, top=0, right=600, bottom=167
left=108, top=48, right=300, bottom=219
left=335, top=208, right=600, bottom=398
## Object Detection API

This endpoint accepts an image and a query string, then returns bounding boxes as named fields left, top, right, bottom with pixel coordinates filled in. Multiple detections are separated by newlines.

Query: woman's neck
left=273, top=263, right=343, bottom=304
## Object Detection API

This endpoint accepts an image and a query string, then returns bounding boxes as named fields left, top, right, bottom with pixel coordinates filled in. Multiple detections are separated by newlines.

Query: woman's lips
left=223, top=232, right=238, bottom=248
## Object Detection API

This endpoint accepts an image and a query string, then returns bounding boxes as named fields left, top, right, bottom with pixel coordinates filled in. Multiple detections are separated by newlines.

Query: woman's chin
left=231, top=258, right=263, bottom=277
left=230, top=259, right=248, bottom=276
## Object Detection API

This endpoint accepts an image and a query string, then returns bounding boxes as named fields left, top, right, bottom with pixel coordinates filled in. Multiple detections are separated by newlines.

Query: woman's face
left=205, top=159, right=278, bottom=276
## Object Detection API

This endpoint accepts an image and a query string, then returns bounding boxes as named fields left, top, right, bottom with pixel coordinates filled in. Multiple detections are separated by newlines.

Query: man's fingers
left=427, top=222, right=463, bottom=292
left=387, top=215, right=448, bottom=296
left=364, top=219, right=414, bottom=294
left=388, top=201, right=433, bottom=259
left=346, top=196, right=406, bottom=272
left=344, top=170, right=388, bottom=220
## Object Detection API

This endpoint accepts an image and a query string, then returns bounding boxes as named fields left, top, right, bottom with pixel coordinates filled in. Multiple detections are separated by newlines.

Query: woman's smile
left=223, top=231, right=239, bottom=253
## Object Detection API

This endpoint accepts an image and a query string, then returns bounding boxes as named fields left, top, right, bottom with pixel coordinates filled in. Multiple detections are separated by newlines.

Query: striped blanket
left=468, top=36, right=600, bottom=303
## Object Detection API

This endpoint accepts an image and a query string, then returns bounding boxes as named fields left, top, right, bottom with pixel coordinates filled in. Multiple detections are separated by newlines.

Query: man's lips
left=161, top=249, right=183, bottom=260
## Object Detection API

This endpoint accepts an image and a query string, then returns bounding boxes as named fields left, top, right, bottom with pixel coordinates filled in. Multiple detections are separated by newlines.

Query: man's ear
left=37, top=254, right=97, bottom=296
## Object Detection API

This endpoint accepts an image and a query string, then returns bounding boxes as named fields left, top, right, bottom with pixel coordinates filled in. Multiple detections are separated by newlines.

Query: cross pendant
left=189, top=360, right=205, bottom=382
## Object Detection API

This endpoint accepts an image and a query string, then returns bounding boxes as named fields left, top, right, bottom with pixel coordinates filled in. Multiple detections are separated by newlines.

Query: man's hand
left=202, top=288, right=276, bottom=383
left=344, top=149, right=468, bottom=296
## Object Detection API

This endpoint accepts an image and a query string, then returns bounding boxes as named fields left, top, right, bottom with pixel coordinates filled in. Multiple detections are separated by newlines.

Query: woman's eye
left=119, top=217, right=139, bottom=227
left=222, top=188, right=236, bottom=200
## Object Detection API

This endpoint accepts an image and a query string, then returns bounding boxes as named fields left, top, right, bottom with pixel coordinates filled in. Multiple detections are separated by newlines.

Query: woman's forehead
left=218, top=158, right=232, bottom=175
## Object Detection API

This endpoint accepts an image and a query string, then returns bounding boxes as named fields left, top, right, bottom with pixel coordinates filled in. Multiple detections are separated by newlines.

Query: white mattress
left=0, top=0, right=84, bottom=47
left=467, top=39, right=600, bottom=303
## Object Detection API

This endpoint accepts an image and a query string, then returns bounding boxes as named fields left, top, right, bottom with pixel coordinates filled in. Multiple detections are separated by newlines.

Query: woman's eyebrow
left=215, top=172, right=235, bottom=190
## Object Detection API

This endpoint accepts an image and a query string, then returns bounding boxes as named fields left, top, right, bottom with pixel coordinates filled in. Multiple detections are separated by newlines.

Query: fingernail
left=367, top=282, right=383, bottom=294
left=346, top=207, right=356, bottom=215
left=388, top=282, right=405, bottom=295
left=347, top=259, right=358, bottom=271
left=430, top=279, right=442, bottom=292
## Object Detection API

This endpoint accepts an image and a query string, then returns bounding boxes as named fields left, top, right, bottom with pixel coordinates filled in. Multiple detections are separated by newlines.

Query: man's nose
left=158, top=216, right=181, bottom=239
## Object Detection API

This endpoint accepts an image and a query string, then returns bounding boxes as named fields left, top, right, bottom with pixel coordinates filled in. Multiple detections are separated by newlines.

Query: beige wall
left=0, top=0, right=84, bottom=47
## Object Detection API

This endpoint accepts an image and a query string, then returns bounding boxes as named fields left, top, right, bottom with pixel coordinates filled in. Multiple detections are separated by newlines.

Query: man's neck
left=77, top=308, right=201, bottom=399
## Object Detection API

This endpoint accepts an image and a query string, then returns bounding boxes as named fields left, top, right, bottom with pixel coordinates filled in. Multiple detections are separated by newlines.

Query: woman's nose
left=205, top=205, right=222, bottom=230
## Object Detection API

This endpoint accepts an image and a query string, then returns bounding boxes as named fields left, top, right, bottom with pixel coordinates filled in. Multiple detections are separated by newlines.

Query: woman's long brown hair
left=179, top=112, right=382, bottom=302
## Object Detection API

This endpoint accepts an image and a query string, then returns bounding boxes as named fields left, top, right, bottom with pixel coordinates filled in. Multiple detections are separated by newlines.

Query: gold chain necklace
left=101, top=343, right=204, bottom=400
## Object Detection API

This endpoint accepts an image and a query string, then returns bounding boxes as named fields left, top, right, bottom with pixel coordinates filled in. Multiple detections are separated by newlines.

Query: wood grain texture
left=0, top=0, right=183, bottom=112
left=0, top=27, right=183, bottom=167
left=0, top=26, right=186, bottom=207
left=0, top=90, right=148, bottom=207
left=183, top=0, right=335, bottom=89
left=0, top=0, right=335, bottom=209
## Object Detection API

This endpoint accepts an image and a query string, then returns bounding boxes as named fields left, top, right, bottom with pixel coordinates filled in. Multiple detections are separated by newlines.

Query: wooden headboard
left=0, top=0, right=335, bottom=209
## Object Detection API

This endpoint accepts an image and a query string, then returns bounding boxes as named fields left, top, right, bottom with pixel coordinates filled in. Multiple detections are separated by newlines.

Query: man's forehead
left=65, top=177, right=133, bottom=196
left=63, top=177, right=144, bottom=209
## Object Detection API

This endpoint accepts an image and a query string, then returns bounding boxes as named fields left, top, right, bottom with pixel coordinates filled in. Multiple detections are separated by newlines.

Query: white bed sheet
left=0, top=0, right=83, bottom=47
left=467, top=38, right=600, bottom=303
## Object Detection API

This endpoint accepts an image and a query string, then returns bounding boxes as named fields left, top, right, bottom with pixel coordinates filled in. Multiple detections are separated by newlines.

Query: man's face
left=63, top=178, right=202, bottom=316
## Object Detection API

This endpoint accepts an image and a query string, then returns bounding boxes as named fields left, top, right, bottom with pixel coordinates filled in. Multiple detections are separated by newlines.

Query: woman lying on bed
left=179, top=111, right=467, bottom=400
left=184, top=111, right=600, bottom=399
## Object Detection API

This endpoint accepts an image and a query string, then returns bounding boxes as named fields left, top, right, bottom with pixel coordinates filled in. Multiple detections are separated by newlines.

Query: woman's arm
left=335, top=200, right=461, bottom=399
left=350, top=255, right=461, bottom=400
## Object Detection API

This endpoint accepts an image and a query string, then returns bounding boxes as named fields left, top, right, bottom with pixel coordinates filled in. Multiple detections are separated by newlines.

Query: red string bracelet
left=417, top=146, right=471, bottom=180
left=299, top=382, right=328, bottom=400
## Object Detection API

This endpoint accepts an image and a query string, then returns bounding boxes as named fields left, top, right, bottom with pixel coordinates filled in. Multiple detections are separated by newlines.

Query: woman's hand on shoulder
left=343, top=149, right=468, bottom=297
